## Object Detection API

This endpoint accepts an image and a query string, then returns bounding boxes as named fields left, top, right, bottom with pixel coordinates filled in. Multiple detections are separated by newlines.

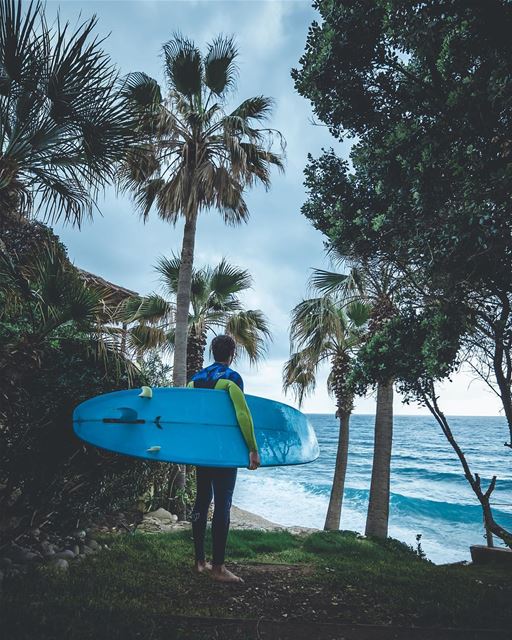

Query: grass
left=1, top=529, right=511, bottom=639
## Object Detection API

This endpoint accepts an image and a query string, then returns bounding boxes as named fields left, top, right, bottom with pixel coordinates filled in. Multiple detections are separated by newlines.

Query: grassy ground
left=1, top=529, right=511, bottom=639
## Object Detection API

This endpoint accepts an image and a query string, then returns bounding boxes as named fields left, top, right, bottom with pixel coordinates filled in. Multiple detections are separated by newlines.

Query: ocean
left=233, top=414, right=512, bottom=564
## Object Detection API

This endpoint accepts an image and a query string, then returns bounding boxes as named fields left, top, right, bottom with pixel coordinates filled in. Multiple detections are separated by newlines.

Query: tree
left=349, top=306, right=512, bottom=548
left=120, top=256, right=271, bottom=379
left=121, top=34, right=284, bottom=388
left=0, top=0, right=136, bottom=227
left=292, top=1, right=512, bottom=544
left=311, top=259, right=398, bottom=538
left=283, top=295, right=369, bottom=530
left=293, top=0, right=512, bottom=445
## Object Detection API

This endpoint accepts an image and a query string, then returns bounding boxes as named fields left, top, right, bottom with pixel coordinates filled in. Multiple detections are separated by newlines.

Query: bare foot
left=211, top=564, right=244, bottom=583
left=194, top=560, right=212, bottom=573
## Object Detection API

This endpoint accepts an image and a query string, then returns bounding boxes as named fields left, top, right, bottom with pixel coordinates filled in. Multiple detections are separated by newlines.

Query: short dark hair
left=212, top=334, right=236, bottom=363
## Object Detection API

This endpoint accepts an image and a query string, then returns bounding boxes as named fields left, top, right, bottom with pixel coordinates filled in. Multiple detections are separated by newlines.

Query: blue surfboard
left=73, top=387, right=319, bottom=468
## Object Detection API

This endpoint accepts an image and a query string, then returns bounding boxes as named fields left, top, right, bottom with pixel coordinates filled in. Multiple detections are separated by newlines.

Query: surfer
left=187, top=334, right=260, bottom=584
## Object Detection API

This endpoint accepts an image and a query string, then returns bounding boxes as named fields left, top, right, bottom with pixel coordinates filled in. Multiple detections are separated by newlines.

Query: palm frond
left=209, top=258, right=252, bottom=297
left=345, top=300, right=371, bottom=329
left=290, top=297, right=346, bottom=352
left=163, top=33, right=202, bottom=98
left=228, top=96, right=274, bottom=123
left=122, top=71, right=162, bottom=108
left=225, top=309, right=271, bottom=364
left=0, top=0, right=136, bottom=225
left=309, top=268, right=349, bottom=297
left=127, top=294, right=173, bottom=324
left=282, top=349, right=317, bottom=407
left=204, top=35, right=238, bottom=97
left=156, top=254, right=183, bottom=297
left=128, top=323, right=168, bottom=351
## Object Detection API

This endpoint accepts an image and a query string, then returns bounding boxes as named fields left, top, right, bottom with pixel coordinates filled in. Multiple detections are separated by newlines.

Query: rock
left=82, top=545, right=94, bottom=555
left=6, top=545, right=29, bottom=564
left=0, top=557, right=13, bottom=570
left=170, top=514, right=178, bottom=523
left=23, top=552, right=41, bottom=563
left=146, top=508, right=173, bottom=523
left=74, top=530, right=87, bottom=540
left=87, top=539, right=100, bottom=551
left=50, top=558, right=69, bottom=572
left=54, top=550, right=75, bottom=561
left=72, top=545, right=80, bottom=556
left=39, top=541, right=55, bottom=556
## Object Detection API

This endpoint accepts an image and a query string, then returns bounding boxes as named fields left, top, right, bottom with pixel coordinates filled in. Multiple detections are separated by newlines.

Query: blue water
left=233, top=415, right=512, bottom=564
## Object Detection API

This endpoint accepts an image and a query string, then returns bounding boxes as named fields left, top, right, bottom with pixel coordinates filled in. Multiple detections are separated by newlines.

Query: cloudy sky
left=46, top=0, right=501, bottom=416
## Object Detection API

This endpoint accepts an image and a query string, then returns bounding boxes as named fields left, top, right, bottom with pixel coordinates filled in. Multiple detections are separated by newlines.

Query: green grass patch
left=1, top=529, right=510, bottom=639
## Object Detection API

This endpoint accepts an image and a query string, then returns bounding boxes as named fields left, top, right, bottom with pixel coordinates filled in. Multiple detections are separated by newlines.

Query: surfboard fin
left=139, top=386, right=153, bottom=399
left=103, top=407, right=144, bottom=424
left=146, top=446, right=161, bottom=453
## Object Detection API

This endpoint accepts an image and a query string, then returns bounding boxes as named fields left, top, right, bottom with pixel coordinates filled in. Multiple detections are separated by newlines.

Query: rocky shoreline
left=0, top=505, right=316, bottom=589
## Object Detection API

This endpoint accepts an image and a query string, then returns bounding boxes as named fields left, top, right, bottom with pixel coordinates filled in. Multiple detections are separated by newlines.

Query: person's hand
left=248, top=451, right=261, bottom=470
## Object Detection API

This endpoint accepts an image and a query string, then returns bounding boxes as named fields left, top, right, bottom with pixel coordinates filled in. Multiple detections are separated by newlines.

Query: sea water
left=233, top=415, right=512, bottom=564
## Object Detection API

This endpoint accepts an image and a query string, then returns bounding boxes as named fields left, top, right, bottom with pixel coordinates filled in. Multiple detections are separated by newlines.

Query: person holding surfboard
left=187, top=334, right=260, bottom=583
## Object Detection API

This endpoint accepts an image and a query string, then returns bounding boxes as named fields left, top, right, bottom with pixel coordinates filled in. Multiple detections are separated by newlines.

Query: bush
left=0, top=222, right=161, bottom=543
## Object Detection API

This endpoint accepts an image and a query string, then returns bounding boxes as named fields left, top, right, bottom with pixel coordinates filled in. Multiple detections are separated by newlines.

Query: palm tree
left=0, top=0, right=135, bottom=227
left=120, top=256, right=271, bottom=378
left=283, top=297, right=369, bottom=531
left=311, top=258, right=397, bottom=538
left=0, top=224, right=132, bottom=382
left=121, top=34, right=284, bottom=388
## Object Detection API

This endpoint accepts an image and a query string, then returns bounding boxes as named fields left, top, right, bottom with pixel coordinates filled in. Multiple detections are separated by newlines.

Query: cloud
left=45, top=1, right=503, bottom=416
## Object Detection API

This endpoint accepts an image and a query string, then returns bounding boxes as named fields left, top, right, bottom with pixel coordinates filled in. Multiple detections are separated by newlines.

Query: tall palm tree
left=311, top=258, right=397, bottom=538
left=120, top=256, right=271, bottom=378
left=121, top=34, right=284, bottom=388
left=0, top=0, right=135, bottom=227
left=283, top=297, right=370, bottom=531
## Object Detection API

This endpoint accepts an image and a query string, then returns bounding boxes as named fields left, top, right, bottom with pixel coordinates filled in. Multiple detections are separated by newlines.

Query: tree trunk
left=422, top=384, right=512, bottom=549
left=324, top=410, right=351, bottom=530
left=365, top=380, right=393, bottom=538
left=171, top=209, right=198, bottom=505
left=186, top=325, right=207, bottom=382
left=172, top=210, right=198, bottom=388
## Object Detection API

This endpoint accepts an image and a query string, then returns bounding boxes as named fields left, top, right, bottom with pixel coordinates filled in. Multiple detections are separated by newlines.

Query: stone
left=39, top=541, right=55, bottom=556
left=87, top=539, right=100, bottom=551
left=54, top=550, right=75, bottom=561
left=72, top=545, right=80, bottom=556
left=146, top=508, right=173, bottom=523
left=6, top=545, right=29, bottom=564
left=0, top=557, right=13, bottom=570
left=470, top=545, right=512, bottom=567
left=82, top=545, right=94, bottom=555
left=50, top=558, right=69, bottom=572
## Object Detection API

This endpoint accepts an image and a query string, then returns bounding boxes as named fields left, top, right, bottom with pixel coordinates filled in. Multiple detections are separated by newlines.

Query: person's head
left=211, top=334, right=236, bottom=365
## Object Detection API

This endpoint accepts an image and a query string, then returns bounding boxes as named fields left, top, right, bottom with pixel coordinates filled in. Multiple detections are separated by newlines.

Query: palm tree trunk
left=365, top=380, right=393, bottom=538
left=186, top=325, right=207, bottom=381
left=172, top=209, right=198, bottom=388
left=171, top=209, right=198, bottom=504
left=324, top=409, right=351, bottom=530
